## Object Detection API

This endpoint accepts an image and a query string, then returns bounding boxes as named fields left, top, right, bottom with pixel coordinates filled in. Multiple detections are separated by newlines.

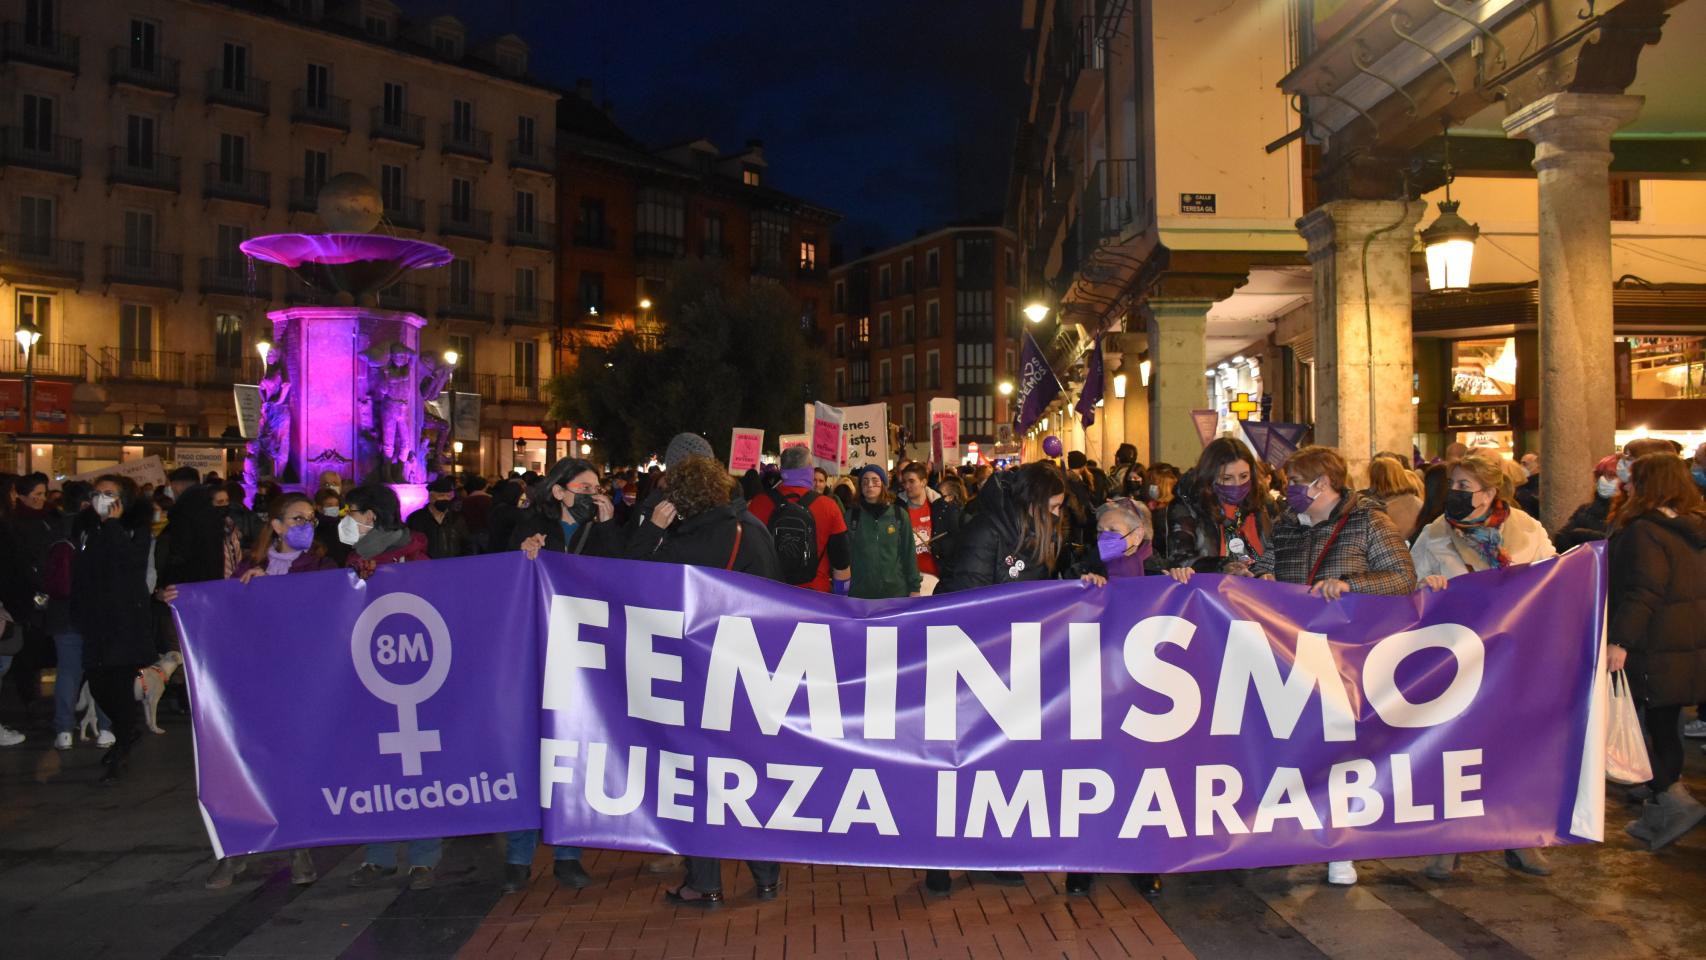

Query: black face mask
left=1444, top=490, right=1479, bottom=522
left=567, top=496, right=597, bottom=525
left=430, top=498, right=452, bottom=512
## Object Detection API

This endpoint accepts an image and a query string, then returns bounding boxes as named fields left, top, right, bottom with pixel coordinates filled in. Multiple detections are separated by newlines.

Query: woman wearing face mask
left=513, top=457, right=619, bottom=559
left=846, top=465, right=922, bottom=600
left=201, top=493, right=334, bottom=890
left=1410, top=453, right=1556, bottom=878
left=71, top=476, right=157, bottom=784
left=312, top=487, right=349, bottom=565
left=1164, top=439, right=1279, bottom=583
left=1248, top=445, right=1416, bottom=889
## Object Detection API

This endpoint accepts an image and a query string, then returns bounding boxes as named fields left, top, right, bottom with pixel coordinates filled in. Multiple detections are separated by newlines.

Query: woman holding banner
left=1608, top=453, right=1706, bottom=851
left=1164, top=439, right=1280, bottom=583
left=1412, top=452, right=1556, bottom=878
left=1249, top=445, right=1417, bottom=887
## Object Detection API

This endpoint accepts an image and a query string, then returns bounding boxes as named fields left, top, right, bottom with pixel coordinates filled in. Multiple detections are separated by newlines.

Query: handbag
left=1606, top=669, right=1654, bottom=785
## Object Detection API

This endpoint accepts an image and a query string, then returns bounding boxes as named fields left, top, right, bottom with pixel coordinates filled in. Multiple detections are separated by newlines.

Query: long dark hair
left=1612, top=454, right=1705, bottom=530
left=532, top=457, right=600, bottom=521
left=1013, top=462, right=1067, bottom=569
left=249, top=492, right=325, bottom=565
left=1187, top=439, right=1266, bottom=514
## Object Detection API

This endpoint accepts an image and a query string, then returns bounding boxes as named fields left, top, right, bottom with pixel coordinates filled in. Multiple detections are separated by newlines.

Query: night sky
left=423, top=0, right=1028, bottom=256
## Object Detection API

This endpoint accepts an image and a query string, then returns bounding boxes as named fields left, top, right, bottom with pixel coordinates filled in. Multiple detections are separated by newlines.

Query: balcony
left=199, top=257, right=270, bottom=298
left=1068, top=17, right=1106, bottom=112
left=189, top=354, right=263, bottom=387
left=508, top=137, right=553, bottom=173
left=288, top=177, right=320, bottom=212
left=439, top=205, right=492, bottom=241
left=99, top=347, right=185, bottom=384
left=104, top=246, right=182, bottom=289
left=204, top=163, right=270, bottom=206
left=2, top=22, right=78, bottom=74
left=570, top=224, right=617, bottom=250
left=507, top=217, right=554, bottom=250
left=108, top=47, right=178, bottom=94
left=484, top=374, right=544, bottom=404
left=0, top=341, right=86, bottom=379
left=634, top=232, right=685, bottom=259
left=376, top=281, right=427, bottom=312
left=1080, top=158, right=1143, bottom=247
left=291, top=89, right=350, bottom=131
left=0, top=234, right=83, bottom=281
left=205, top=69, right=269, bottom=114
left=441, top=123, right=492, bottom=161
left=0, top=128, right=80, bottom=176
left=798, top=261, right=826, bottom=280
left=370, top=107, right=425, bottom=146
left=702, top=239, right=734, bottom=259
left=437, top=288, right=494, bottom=323
left=107, top=147, right=179, bottom=192
left=503, top=296, right=553, bottom=328
left=383, top=196, right=425, bottom=231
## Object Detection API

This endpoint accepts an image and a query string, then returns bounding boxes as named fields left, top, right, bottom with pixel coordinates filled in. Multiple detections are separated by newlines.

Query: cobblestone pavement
left=4, top=690, right=1704, bottom=959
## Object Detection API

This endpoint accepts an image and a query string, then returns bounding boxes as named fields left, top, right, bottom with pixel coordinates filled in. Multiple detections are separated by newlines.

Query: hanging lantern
left=1421, top=133, right=1479, bottom=291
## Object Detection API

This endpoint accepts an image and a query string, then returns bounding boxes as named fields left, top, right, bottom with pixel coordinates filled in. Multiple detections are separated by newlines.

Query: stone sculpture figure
left=415, top=353, right=456, bottom=479
left=244, top=363, right=293, bottom=485
left=361, top=340, right=420, bottom=483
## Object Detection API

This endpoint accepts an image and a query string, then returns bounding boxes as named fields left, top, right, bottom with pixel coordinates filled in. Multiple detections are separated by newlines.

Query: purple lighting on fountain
left=240, top=234, right=454, bottom=302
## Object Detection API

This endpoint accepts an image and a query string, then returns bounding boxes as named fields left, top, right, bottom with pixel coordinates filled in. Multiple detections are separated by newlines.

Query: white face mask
left=92, top=493, right=117, bottom=518
left=337, top=515, right=367, bottom=546
left=1616, top=459, right=1631, bottom=484
left=322, top=506, right=341, bottom=518
left=1147, top=485, right=1159, bottom=500
left=1597, top=476, right=1620, bottom=499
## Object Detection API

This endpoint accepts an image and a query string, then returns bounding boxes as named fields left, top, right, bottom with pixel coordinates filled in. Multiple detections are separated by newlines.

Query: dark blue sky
left=426, top=0, right=1027, bottom=255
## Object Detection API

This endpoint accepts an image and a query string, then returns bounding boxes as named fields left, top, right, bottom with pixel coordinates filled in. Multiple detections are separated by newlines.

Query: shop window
left=1610, top=179, right=1641, bottom=222
left=1450, top=337, right=1517, bottom=402
left=1627, top=336, right=1706, bottom=399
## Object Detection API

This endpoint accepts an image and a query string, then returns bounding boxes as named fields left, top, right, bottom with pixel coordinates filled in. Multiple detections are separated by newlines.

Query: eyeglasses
left=566, top=483, right=605, bottom=496
left=282, top=513, right=317, bottom=527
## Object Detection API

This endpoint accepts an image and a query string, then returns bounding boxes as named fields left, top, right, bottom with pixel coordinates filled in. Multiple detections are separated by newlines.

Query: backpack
left=764, top=488, right=821, bottom=585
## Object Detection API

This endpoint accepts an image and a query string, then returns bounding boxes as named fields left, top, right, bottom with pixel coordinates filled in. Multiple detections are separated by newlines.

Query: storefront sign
left=173, top=449, right=228, bottom=476
left=0, top=379, right=74, bottom=435
left=1180, top=193, right=1217, bottom=214
left=1444, top=404, right=1511, bottom=430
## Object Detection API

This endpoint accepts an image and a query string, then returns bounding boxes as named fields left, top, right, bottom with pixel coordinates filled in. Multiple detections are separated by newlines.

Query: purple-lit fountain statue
left=240, top=173, right=455, bottom=514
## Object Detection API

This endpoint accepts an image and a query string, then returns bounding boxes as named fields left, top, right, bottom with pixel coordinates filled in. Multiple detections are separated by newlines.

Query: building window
left=433, top=32, right=458, bottom=58
left=703, top=211, right=725, bottom=255
left=1005, top=348, right=1015, bottom=378
left=879, top=359, right=892, bottom=396
left=123, top=209, right=156, bottom=264
left=305, top=63, right=331, bottom=109
left=799, top=238, right=817, bottom=271
left=448, top=258, right=473, bottom=302
left=1611, top=179, right=1642, bottom=222
left=513, top=339, right=538, bottom=387
left=448, top=334, right=473, bottom=386
left=125, top=114, right=155, bottom=167
left=19, top=195, right=54, bottom=249
left=516, top=115, right=535, bottom=153
left=879, top=312, right=892, bottom=347
left=902, top=257, right=915, bottom=293
left=637, top=188, right=686, bottom=253
left=1004, top=248, right=1016, bottom=285
left=514, top=266, right=536, bottom=308
left=215, top=223, right=245, bottom=273
left=751, top=212, right=787, bottom=269
left=902, top=355, right=915, bottom=391
left=926, top=300, right=941, bottom=338
left=381, top=81, right=405, bottom=124
left=959, top=394, right=993, bottom=438
left=834, top=323, right=846, bottom=357
left=379, top=163, right=404, bottom=210
left=902, top=403, right=915, bottom=437
left=219, top=42, right=249, bottom=91
left=578, top=272, right=604, bottom=316
left=21, top=94, right=53, bottom=150
left=451, top=99, right=474, bottom=141
left=214, top=313, right=243, bottom=367
left=119, top=302, right=154, bottom=359
left=901, top=306, right=915, bottom=342
left=925, top=249, right=940, bottom=286
left=1627, top=336, right=1706, bottom=399
left=218, top=132, right=247, bottom=179
left=879, top=265, right=892, bottom=299
left=957, top=289, right=993, bottom=338
left=514, top=190, right=536, bottom=233
left=957, top=342, right=993, bottom=386
left=743, top=167, right=760, bottom=186
left=16, top=291, right=53, bottom=341
left=926, top=350, right=940, bottom=390
left=303, top=149, right=330, bottom=196
left=23, top=0, right=56, bottom=44
left=449, top=177, right=473, bottom=219
left=833, top=280, right=846, bottom=313
left=1006, top=298, right=1017, bottom=338
left=128, top=18, right=159, bottom=71
left=364, top=15, right=391, bottom=39
left=957, top=235, right=993, bottom=287
left=834, top=368, right=846, bottom=403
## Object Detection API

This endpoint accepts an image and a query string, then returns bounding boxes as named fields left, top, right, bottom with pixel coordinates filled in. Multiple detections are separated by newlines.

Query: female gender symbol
left=349, top=593, right=453, bottom=776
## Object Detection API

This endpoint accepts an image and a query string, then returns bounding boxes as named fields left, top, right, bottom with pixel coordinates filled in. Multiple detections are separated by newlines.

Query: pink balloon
left=1042, top=435, right=1063, bottom=458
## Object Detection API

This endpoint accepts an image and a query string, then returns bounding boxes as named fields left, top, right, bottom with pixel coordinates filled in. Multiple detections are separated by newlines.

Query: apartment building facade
left=0, top=0, right=557, bottom=478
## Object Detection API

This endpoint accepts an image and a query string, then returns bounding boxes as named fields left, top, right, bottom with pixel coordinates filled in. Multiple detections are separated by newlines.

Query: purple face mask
left=1285, top=481, right=1316, bottom=514
left=282, top=522, right=315, bottom=551
left=1214, top=481, right=1251, bottom=505
left=1097, top=531, right=1130, bottom=563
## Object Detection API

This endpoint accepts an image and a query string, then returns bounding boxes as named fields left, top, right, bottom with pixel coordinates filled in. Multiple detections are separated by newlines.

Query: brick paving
left=455, top=852, right=1193, bottom=960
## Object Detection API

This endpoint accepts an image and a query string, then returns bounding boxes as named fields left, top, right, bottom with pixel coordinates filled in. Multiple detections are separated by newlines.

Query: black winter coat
left=156, top=487, right=228, bottom=586
left=72, top=513, right=156, bottom=669
left=407, top=504, right=472, bottom=559
left=625, top=502, right=780, bottom=581
left=509, top=510, right=622, bottom=557
left=1165, top=477, right=1283, bottom=573
left=1553, top=496, right=1613, bottom=552
left=1608, top=511, right=1706, bottom=707
left=3, top=504, right=59, bottom=627
left=938, top=472, right=1058, bottom=592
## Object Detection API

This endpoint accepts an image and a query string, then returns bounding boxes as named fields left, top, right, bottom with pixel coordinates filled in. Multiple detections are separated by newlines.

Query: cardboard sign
left=931, top=420, right=944, bottom=469
left=839, top=402, right=888, bottom=473
left=778, top=433, right=808, bottom=454
left=809, top=401, right=843, bottom=475
left=929, top=397, right=960, bottom=466
left=233, top=385, right=263, bottom=439
left=728, top=428, right=764, bottom=474
left=68, top=454, right=168, bottom=490
left=173, top=448, right=228, bottom=477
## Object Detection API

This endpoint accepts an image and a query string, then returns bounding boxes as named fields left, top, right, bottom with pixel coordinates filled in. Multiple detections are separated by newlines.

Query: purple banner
left=174, top=546, right=1608, bottom=871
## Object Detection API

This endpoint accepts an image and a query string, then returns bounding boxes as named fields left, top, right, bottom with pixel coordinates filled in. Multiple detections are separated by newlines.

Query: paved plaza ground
left=3, top=688, right=1704, bottom=960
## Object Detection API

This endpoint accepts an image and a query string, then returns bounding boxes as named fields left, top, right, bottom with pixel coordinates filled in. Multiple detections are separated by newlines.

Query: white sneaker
left=1684, top=719, right=1706, bottom=739
left=96, top=730, right=116, bottom=748
left=54, top=732, right=73, bottom=750
left=0, top=725, right=25, bottom=747
left=1326, top=860, right=1358, bottom=886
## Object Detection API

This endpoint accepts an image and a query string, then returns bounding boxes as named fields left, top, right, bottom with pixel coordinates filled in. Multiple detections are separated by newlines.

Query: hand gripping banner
left=172, top=545, right=1608, bottom=871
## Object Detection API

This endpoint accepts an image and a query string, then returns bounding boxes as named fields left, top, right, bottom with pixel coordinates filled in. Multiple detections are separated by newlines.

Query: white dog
left=77, top=651, right=185, bottom=737
left=74, top=683, right=100, bottom=742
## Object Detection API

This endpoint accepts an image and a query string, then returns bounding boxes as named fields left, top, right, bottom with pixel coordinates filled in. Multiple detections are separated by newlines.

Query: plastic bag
left=1606, top=670, right=1654, bottom=785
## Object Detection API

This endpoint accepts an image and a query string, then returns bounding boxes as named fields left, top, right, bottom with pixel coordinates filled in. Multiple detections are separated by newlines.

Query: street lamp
left=1023, top=302, right=1050, bottom=324
left=1139, top=358, right=1152, bottom=387
left=997, top=379, right=1014, bottom=396
left=638, top=298, right=652, bottom=311
left=1421, top=134, right=1479, bottom=291
left=443, top=349, right=461, bottom=465
left=15, top=316, right=41, bottom=444
left=579, top=442, right=592, bottom=456
left=255, top=338, right=272, bottom=363
left=1112, top=358, right=1129, bottom=399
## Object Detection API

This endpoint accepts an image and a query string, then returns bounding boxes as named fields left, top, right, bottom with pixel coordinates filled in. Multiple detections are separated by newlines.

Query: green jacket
left=845, top=499, right=920, bottom=599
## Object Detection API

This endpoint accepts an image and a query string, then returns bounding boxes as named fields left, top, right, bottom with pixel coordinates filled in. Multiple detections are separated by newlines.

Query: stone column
left=1297, top=199, right=1425, bottom=483
left=1146, top=299, right=1211, bottom=468
left=1504, top=93, right=1643, bottom=532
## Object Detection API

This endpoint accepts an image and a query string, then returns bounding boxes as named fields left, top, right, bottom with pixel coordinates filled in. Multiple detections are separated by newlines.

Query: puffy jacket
left=1165, top=476, right=1283, bottom=573
left=846, top=499, right=920, bottom=599
left=625, top=502, right=779, bottom=580
left=1554, top=496, right=1613, bottom=552
left=406, top=504, right=471, bottom=559
left=1250, top=492, right=1417, bottom=595
left=939, top=472, right=1058, bottom=592
left=1608, top=511, right=1706, bottom=707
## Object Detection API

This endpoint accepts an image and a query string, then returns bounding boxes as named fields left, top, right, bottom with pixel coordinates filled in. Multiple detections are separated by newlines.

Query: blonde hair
left=1367, top=457, right=1420, bottom=499
left=1454, top=452, right=1514, bottom=502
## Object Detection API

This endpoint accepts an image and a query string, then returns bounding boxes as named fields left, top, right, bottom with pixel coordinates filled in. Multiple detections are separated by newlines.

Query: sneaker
left=553, top=859, right=591, bottom=889
left=1683, top=719, right=1706, bottom=739
left=204, top=858, right=241, bottom=890
left=347, top=863, right=391, bottom=887
left=501, top=862, right=530, bottom=893
left=0, top=725, right=25, bottom=747
left=290, top=849, right=318, bottom=886
left=407, top=865, right=435, bottom=890
left=1326, top=861, right=1358, bottom=886
left=54, top=732, right=73, bottom=750
left=96, top=730, right=115, bottom=748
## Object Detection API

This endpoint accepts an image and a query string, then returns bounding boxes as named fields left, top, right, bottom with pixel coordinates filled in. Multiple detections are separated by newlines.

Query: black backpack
left=764, top=488, right=821, bottom=585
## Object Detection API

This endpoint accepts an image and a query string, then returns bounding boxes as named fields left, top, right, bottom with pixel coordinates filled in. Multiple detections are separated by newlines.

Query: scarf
left=265, top=544, right=302, bottom=576
left=221, top=518, right=242, bottom=579
left=781, top=467, right=814, bottom=490
left=353, top=525, right=411, bottom=559
left=1446, top=497, right=1511, bottom=569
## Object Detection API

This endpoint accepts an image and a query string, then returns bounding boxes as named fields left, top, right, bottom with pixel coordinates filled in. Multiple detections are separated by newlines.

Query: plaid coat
left=1250, top=492, right=1416, bottom=595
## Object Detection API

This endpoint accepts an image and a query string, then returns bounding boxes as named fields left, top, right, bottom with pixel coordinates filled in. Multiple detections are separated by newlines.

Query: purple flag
left=1075, top=339, right=1104, bottom=428
left=1013, top=331, right=1061, bottom=434
left=174, top=547, right=1608, bottom=871
left=1264, top=421, right=1310, bottom=466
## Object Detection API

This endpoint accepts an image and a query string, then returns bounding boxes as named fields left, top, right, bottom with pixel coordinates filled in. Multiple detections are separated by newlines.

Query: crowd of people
left=2, top=430, right=1705, bottom=900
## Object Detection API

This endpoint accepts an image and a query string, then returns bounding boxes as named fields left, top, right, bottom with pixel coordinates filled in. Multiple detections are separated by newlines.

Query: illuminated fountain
left=240, top=173, right=455, bottom=515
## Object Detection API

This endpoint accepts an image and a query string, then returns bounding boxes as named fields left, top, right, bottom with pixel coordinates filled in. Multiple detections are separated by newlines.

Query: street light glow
left=998, top=380, right=1014, bottom=396
left=15, top=317, right=42, bottom=352
left=255, top=339, right=272, bottom=361
left=638, top=298, right=653, bottom=310
left=443, top=349, right=459, bottom=366
left=580, top=443, right=592, bottom=455
left=1023, top=302, right=1049, bottom=324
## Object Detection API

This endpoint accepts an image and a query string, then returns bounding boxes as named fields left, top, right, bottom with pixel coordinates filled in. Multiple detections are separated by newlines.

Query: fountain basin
left=240, top=234, right=453, bottom=300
